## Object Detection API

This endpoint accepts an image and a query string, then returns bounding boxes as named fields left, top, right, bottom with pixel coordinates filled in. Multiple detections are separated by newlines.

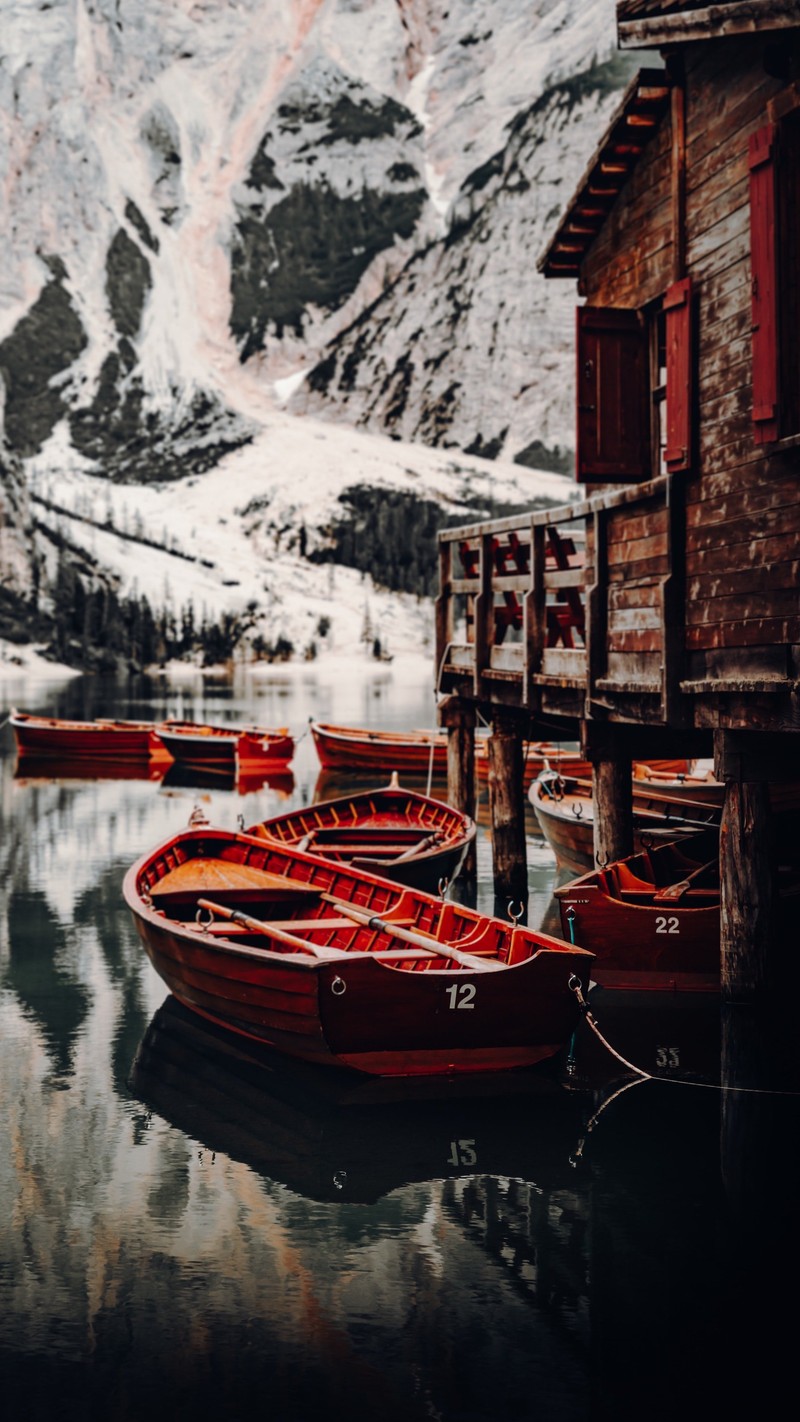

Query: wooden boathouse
left=435, top=0, right=800, bottom=1000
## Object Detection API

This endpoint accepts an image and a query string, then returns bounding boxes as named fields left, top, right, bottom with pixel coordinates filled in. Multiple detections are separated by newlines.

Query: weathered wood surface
left=593, top=757, right=634, bottom=868
left=487, top=716, right=528, bottom=902
left=719, top=778, right=773, bottom=999
left=443, top=700, right=477, bottom=883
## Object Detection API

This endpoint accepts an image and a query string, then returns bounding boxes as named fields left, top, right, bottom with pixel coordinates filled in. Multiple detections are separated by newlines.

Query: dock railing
left=435, top=474, right=682, bottom=721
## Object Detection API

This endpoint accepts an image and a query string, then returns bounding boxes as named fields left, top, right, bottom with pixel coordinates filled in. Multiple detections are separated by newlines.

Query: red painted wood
left=123, top=824, right=592, bottom=1076
left=576, top=306, right=650, bottom=481
left=748, top=123, right=779, bottom=444
left=664, top=277, right=693, bottom=471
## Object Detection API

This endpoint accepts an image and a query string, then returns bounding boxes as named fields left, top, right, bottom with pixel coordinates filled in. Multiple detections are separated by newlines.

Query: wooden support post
left=592, top=754, right=633, bottom=868
left=715, top=730, right=776, bottom=1000
left=439, top=697, right=477, bottom=883
left=487, top=711, right=528, bottom=906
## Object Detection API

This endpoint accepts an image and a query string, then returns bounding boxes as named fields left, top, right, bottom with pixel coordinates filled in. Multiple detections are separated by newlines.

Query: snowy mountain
left=0, top=0, right=641, bottom=669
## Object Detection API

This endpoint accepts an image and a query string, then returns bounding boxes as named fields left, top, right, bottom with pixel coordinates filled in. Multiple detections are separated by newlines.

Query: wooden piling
left=715, top=730, right=779, bottom=1000
left=487, top=712, right=528, bottom=904
left=439, top=696, right=477, bottom=881
left=592, top=756, right=633, bottom=868
left=718, top=779, right=773, bottom=1000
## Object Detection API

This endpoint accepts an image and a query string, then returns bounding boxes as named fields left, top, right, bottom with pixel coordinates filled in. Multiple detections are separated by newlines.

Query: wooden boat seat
left=200, top=917, right=358, bottom=935
left=150, top=858, right=322, bottom=914
left=616, top=887, right=720, bottom=904
left=612, top=862, right=656, bottom=892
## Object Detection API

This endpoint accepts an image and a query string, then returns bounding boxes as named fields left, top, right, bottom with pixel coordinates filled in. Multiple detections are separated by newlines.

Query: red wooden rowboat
left=244, top=778, right=476, bottom=893
left=123, top=818, right=592, bottom=1077
left=9, top=708, right=171, bottom=765
left=554, top=829, right=721, bottom=992
left=529, top=773, right=720, bottom=876
left=155, top=720, right=294, bottom=772
left=631, top=759, right=724, bottom=807
left=309, top=721, right=593, bottom=787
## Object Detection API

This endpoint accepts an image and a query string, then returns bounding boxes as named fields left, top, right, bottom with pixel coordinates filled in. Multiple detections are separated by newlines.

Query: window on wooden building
left=749, top=115, right=800, bottom=443
left=575, top=280, right=692, bottom=484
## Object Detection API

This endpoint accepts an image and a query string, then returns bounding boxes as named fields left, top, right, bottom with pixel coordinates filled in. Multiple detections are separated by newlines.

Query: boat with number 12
left=124, top=816, right=592, bottom=1077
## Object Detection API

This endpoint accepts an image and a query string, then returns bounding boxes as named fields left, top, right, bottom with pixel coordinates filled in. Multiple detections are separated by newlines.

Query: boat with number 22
left=124, top=816, right=592, bottom=1077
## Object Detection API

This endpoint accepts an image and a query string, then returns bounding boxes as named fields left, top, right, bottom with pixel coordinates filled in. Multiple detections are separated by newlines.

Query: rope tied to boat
left=566, top=975, right=800, bottom=1098
left=567, top=975, right=650, bottom=1079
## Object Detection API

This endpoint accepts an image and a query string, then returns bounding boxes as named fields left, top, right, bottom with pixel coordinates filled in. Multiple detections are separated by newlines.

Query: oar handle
left=321, top=895, right=501, bottom=971
left=196, top=898, right=323, bottom=957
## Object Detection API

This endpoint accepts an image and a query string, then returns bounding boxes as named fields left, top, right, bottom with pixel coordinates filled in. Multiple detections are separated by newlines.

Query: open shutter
left=664, top=277, right=692, bottom=472
left=748, top=123, right=779, bottom=444
left=576, top=306, right=649, bottom=483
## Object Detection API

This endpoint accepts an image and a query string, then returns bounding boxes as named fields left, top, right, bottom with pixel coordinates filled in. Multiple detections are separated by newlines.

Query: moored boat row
left=8, top=709, right=295, bottom=774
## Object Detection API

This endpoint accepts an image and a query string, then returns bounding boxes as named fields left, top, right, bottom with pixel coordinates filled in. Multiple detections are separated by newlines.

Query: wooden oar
left=320, top=895, right=504, bottom=971
left=197, top=899, right=326, bottom=956
left=390, top=832, right=442, bottom=863
left=652, top=858, right=719, bottom=901
left=196, top=898, right=435, bottom=961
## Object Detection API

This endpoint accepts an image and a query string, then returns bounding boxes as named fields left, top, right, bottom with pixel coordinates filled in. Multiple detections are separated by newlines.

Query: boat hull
left=310, top=722, right=597, bottom=789
left=124, top=826, right=591, bottom=1077
left=156, top=724, right=294, bottom=771
left=530, top=779, right=719, bottom=876
left=556, top=883, right=719, bottom=993
left=10, top=712, right=168, bottom=764
left=248, top=783, right=476, bottom=893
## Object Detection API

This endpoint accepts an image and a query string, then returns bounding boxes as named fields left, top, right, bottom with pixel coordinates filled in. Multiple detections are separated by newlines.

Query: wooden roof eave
left=617, top=0, right=800, bottom=49
left=537, top=67, right=671, bottom=280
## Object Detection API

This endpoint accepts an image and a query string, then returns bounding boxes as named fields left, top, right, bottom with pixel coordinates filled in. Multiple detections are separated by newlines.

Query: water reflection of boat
left=13, top=753, right=165, bottom=784
left=159, top=761, right=295, bottom=797
left=128, top=996, right=587, bottom=1203
left=567, top=985, right=723, bottom=1087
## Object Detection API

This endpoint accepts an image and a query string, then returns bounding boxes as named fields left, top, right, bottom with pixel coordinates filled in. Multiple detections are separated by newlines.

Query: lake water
left=0, top=662, right=798, bottom=1421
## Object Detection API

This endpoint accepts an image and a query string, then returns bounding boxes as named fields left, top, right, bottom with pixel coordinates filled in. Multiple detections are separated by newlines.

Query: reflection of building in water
left=444, top=1174, right=590, bottom=1335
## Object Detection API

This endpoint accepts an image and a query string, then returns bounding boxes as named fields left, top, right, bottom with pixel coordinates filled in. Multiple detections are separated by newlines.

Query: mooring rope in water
left=568, top=976, right=650, bottom=1078
left=566, top=975, right=800, bottom=1098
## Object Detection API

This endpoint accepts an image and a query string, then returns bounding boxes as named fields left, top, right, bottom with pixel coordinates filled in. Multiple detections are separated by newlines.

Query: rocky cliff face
left=1, top=0, right=636, bottom=485
left=0, top=0, right=641, bottom=664
left=291, top=51, right=638, bottom=468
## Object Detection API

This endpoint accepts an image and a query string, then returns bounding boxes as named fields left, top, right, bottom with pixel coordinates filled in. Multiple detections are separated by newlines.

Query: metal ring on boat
left=195, top=906, right=213, bottom=931
left=331, top=976, right=346, bottom=996
left=571, top=801, right=583, bottom=818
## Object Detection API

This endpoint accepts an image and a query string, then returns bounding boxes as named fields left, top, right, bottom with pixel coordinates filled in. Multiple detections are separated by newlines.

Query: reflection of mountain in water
left=129, top=997, right=588, bottom=1205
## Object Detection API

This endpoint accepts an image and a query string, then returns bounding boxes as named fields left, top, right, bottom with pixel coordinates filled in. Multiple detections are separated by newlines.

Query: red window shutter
left=664, top=277, right=692, bottom=472
left=748, top=123, right=779, bottom=444
left=576, top=306, right=649, bottom=483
